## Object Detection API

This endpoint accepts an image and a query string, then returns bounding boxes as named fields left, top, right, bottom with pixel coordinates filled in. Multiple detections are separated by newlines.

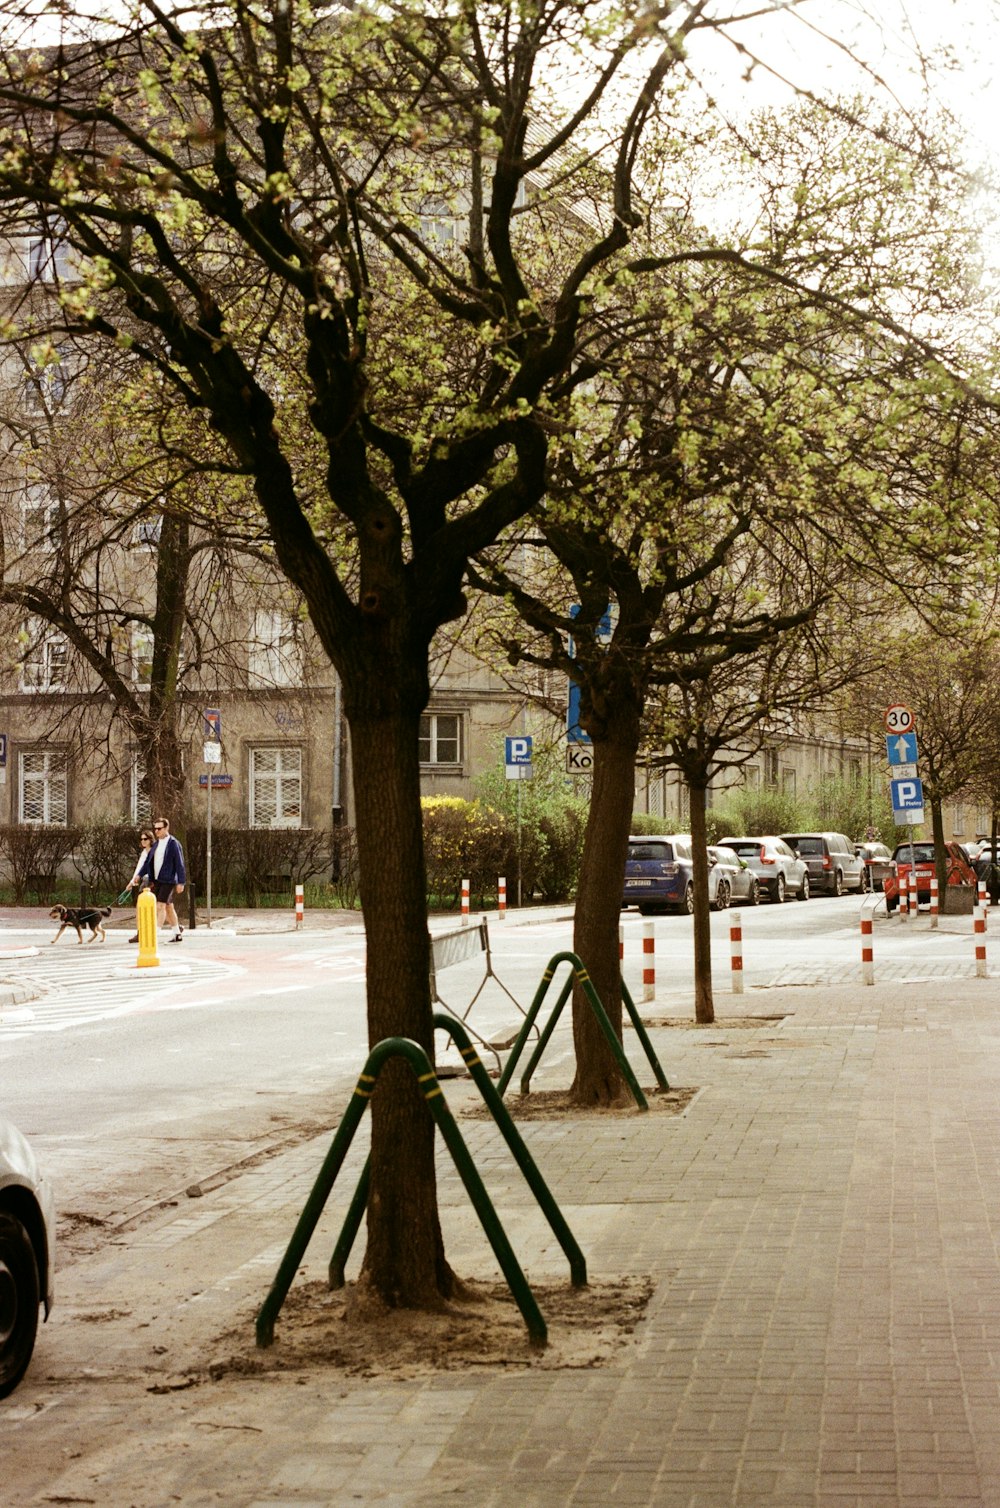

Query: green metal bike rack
left=256, top=1035, right=553, bottom=1350
left=327, top=1014, right=587, bottom=1293
left=495, top=951, right=668, bottom=1107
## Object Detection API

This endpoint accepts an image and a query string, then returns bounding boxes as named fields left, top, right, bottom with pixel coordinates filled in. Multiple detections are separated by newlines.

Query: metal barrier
left=495, top=952, right=669, bottom=1108
left=256, top=1022, right=586, bottom=1351
left=430, top=917, right=531, bottom=1073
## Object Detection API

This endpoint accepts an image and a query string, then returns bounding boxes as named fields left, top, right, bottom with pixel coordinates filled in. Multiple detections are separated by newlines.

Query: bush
left=628, top=812, right=673, bottom=836
left=184, top=824, right=332, bottom=906
left=71, top=821, right=143, bottom=900
left=706, top=786, right=807, bottom=840
left=422, top=796, right=511, bottom=907
left=0, top=825, right=82, bottom=902
left=474, top=746, right=589, bottom=905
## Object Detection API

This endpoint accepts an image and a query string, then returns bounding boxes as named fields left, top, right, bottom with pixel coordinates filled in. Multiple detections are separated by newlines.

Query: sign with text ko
left=566, top=744, right=594, bottom=775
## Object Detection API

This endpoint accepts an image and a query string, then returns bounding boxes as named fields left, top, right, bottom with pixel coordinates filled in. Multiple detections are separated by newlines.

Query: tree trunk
left=689, top=780, right=715, bottom=1024
left=931, top=797, right=947, bottom=899
left=350, top=705, right=454, bottom=1308
left=569, top=724, right=639, bottom=1107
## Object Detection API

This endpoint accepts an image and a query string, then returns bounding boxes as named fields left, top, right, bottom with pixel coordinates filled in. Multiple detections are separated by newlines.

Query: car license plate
left=626, top=879, right=652, bottom=887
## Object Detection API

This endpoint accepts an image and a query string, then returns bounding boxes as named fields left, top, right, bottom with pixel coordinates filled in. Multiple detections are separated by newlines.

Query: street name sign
left=566, top=744, right=594, bottom=774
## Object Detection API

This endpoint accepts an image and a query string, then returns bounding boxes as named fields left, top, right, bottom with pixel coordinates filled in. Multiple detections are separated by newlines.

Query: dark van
left=780, top=832, right=867, bottom=896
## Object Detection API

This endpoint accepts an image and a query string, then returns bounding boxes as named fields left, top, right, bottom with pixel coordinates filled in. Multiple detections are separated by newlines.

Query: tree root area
left=463, top=1086, right=698, bottom=1120
left=209, top=1274, right=655, bottom=1381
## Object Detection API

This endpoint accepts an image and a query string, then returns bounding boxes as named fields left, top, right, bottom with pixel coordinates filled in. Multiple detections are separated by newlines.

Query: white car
left=717, top=836, right=810, bottom=903
left=0, top=1115, right=55, bottom=1397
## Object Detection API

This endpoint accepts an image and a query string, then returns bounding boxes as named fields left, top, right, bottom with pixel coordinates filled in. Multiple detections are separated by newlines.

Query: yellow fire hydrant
left=136, top=887, right=160, bottom=969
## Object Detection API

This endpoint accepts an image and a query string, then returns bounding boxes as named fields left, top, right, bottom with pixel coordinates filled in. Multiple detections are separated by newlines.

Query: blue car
left=623, top=833, right=699, bottom=915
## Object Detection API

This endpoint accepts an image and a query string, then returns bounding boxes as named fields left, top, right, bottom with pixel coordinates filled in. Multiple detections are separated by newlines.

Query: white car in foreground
left=0, top=1115, right=55, bottom=1397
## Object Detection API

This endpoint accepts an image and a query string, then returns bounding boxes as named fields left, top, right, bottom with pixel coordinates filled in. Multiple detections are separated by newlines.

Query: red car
left=884, top=840, right=977, bottom=912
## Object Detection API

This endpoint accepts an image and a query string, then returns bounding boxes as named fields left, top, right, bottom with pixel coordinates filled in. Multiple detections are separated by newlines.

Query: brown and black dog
left=49, top=904, right=112, bottom=944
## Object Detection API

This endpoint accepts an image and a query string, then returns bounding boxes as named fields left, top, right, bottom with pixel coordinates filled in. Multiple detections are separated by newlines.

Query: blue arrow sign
left=885, top=731, right=918, bottom=766
left=890, top=776, right=924, bottom=813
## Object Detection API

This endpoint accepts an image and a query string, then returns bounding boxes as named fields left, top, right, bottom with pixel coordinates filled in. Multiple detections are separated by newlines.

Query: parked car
left=708, top=845, right=760, bottom=907
left=622, top=834, right=730, bottom=914
left=0, top=1114, right=55, bottom=1397
left=780, top=831, right=867, bottom=896
left=716, top=836, right=809, bottom=902
left=854, top=841, right=896, bottom=892
left=884, top=840, right=977, bottom=912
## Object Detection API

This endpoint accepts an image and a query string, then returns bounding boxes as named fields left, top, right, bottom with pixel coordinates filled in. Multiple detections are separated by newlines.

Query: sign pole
left=206, top=763, right=213, bottom=929
left=203, top=709, right=222, bottom=930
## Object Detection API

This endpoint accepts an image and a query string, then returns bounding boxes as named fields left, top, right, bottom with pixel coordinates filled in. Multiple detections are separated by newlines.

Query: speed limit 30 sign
left=884, top=703, right=916, bottom=735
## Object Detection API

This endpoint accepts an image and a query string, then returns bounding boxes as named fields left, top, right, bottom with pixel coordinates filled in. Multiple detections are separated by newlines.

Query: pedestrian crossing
left=0, top=944, right=238, bottom=1036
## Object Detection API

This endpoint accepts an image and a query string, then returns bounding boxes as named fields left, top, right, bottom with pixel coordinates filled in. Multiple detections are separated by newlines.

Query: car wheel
left=0, top=1212, right=40, bottom=1399
left=797, top=873, right=810, bottom=901
left=858, top=867, right=871, bottom=894
left=774, top=873, right=786, bottom=904
left=833, top=869, right=845, bottom=897
left=714, top=879, right=731, bottom=911
left=747, top=878, right=760, bottom=906
left=683, top=883, right=695, bottom=915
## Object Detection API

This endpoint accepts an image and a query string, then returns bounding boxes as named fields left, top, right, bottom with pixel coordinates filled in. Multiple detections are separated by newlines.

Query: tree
left=471, top=95, right=995, bottom=1083
left=0, top=0, right=751, bottom=1309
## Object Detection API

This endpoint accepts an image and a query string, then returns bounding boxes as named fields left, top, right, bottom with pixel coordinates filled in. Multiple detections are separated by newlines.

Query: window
left=27, top=227, right=74, bottom=283
left=744, top=765, right=761, bottom=788
left=19, top=750, right=68, bottom=825
left=22, top=358, right=68, bottom=415
left=782, top=767, right=797, bottom=796
left=21, top=486, right=61, bottom=552
left=250, top=747, right=302, bottom=828
left=419, top=713, right=462, bottom=766
left=131, top=627, right=154, bottom=689
left=131, top=758, right=152, bottom=824
left=249, top=610, right=302, bottom=688
left=953, top=804, right=965, bottom=836
left=132, top=514, right=163, bottom=549
left=20, top=620, right=69, bottom=691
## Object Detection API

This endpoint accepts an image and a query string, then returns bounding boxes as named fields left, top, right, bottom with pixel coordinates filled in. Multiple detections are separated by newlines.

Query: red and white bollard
left=899, top=872, right=909, bottom=919
left=929, top=873, right=939, bottom=929
left=975, top=904, right=988, bottom=978
left=619, top=923, right=625, bottom=974
left=730, top=913, right=744, bottom=995
left=642, top=919, right=655, bottom=1004
left=861, top=913, right=874, bottom=986
left=979, top=878, right=988, bottom=917
left=461, top=878, right=470, bottom=925
left=295, top=882, right=304, bottom=929
left=498, top=875, right=506, bottom=920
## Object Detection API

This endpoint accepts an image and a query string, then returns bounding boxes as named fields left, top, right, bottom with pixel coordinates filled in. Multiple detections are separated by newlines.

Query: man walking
left=139, top=817, right=186, bottom=943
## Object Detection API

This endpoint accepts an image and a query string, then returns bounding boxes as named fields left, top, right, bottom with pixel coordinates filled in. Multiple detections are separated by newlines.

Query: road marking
left=257, top=985, right=311, bottom=996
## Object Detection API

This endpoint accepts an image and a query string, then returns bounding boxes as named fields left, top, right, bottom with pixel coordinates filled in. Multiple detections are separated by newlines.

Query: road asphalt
left=5, top=906, right=1000, bottom=1505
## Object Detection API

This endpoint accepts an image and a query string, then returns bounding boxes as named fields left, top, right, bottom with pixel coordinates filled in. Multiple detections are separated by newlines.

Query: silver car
left=708, top=845, right=761, bottom=907
left=717, top=836, right=810, bottom=903
left=0, top=1115, right=55, bottom=1397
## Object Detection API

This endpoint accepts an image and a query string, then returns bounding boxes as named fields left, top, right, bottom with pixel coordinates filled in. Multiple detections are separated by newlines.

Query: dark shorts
left=151, top=881, right=176, bottom=904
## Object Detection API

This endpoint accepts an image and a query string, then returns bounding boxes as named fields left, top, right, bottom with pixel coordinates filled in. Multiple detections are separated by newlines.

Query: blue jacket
left=138, top=834, right=186, bottom=888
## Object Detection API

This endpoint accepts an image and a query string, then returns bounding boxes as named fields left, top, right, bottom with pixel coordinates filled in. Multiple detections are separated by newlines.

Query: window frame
left=18, top=747, right=68, bottom=826
left=418, top=711, right=464, bottom=768
left=249, top=608, right=303, bottom=689
left=19, top=619, right=69, bottom=693
left=248, top=744, right=303, bottom=829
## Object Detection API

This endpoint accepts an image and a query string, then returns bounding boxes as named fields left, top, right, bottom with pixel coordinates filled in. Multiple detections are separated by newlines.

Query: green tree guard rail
left=495, top=952, right=667, bottom=1106
left=327, top=1014, right=587, bottom=1291
left=256, top=1036, right=548, bottom=1349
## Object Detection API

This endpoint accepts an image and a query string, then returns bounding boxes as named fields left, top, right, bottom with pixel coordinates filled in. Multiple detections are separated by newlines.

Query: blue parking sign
left=890, top=777, right=924, bottom=823
left=505, top=736, right=532, bottom=766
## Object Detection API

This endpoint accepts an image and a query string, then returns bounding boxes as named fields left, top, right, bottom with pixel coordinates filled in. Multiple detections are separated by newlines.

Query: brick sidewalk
left=6, top=974, right=1000, bottom=1505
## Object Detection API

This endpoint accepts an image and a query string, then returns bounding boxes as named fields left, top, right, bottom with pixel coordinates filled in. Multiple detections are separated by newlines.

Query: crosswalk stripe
left=0, top=951, right=237, bottom=1035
